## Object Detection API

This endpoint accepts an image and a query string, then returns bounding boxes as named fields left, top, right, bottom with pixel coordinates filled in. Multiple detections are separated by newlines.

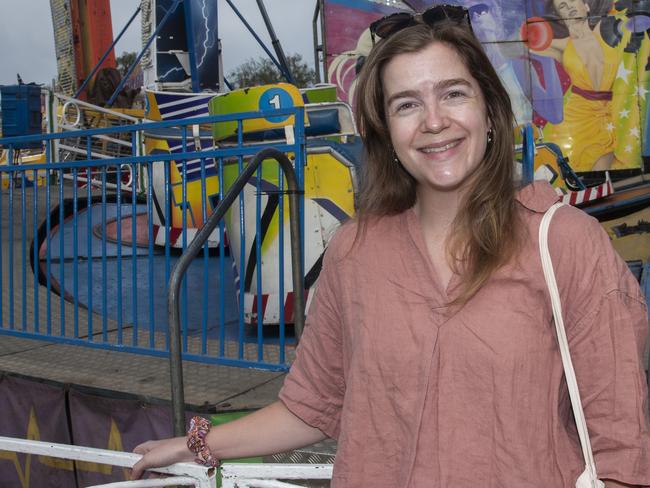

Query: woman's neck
left=414, top=188, right=462, bottom=238
left=567, top=19, right=592, bottom=39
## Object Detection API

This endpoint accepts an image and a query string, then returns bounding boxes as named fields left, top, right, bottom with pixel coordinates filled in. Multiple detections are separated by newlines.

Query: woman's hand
left=131, top=436, right=195, bottom=479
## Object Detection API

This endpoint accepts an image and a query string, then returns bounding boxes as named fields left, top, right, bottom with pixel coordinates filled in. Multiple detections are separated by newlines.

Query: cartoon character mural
left=323, top=0, right=649, bottom=173
left=527, top=0, right=649, bottom=172
left=326, top=1, right=408, bottom=107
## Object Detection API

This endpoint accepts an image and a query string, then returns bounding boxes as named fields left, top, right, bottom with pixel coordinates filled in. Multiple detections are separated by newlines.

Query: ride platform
left=0, top=182, right=335, bottom=487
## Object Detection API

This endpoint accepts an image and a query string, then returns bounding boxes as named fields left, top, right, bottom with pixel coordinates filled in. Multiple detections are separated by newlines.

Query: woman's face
left=382, top=41, right=490, bottom=196
left=553, top=0, right=589, bottom=19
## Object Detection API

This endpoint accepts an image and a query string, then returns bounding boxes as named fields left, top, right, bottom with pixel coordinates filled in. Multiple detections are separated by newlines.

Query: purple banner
left=69, top=388, right=179, bottom=486
left=0, top=374, right=77, bottom=487
left=0, top=374, right=200, bottom=487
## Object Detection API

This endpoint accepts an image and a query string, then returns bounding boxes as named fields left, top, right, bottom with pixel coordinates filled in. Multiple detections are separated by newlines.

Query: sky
left=0, top=0, right=316, bottom=87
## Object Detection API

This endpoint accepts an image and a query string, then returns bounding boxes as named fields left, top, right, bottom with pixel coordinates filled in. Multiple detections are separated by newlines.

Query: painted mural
left=144, top=0, right=220, bottom=91
left=323, top=0, right=650, bottom=173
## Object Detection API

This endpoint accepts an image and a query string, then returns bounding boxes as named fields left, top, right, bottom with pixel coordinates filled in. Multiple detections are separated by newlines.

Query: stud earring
left=487, top=128, right=494, bottom=145
left=392, top=150, right=400, bottom=164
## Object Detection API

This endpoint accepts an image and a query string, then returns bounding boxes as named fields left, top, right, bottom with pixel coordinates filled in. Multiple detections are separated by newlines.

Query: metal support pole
left=255, top=0, right=294, bottom=85
left=223, top=0, right=289, bottom=82
left=168, top=148, right=304, bottom=436
left=312, top=1, right=321, bottom=84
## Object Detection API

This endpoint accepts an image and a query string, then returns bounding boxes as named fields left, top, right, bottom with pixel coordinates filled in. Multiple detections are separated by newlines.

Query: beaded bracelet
left=186, top=416, right=219, bottom=468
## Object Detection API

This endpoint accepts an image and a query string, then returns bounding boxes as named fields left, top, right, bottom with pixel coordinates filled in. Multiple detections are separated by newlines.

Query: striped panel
left=560, top=175, right=614, bottom=206
left=166, top=138, right=218, bottom=182
left=153, top=92, right=214, bottom=121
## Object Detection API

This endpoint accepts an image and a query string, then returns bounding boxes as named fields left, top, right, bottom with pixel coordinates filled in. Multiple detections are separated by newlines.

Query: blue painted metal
left=181, top=127, right=189, bottom=353
left=132, top=160, right=138, bottom=345
left=58, top=169, right=64, bottom=335
left=200, top=158, right=208, bottom=354
left=147, top=163, right=155, bottom=349
left=0, top=167, right=3, bottom=327
left=295, top=108, right=306, bottom=282
left=73, top=169, right=79, bottom=338
left=0, top=108, right=306, bottom=371
left=116, top=165, right=123, bottom=344
left=218, top=157, right=226, bottom=357
left=45, top=165, right=52, bottom=336
left=8, top=168, right=13, bottom=330
left=164, top=159, right=171, bottom=352
left=0, top=85, right=42, bottom=148
left=21, top=173, right=27, bottom=331
left=256, top=164, right=263, bottom=360
left=101, top=167, right=108, bottom=342
left=87, top=168, right=93, bottom=339
left=182, top=0, right=200, bottom=93
left=32, top=171, right=39, bottom=333
left=237, top=121, right=246, bottom=360
left=278, top=164, right=285, bottom=363
left=521, top=124, right=534, bottom=185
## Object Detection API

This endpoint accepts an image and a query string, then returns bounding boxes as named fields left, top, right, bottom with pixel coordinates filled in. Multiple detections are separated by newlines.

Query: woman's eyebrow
left=435, top=78, right=472, bottom=91
left=385, top=89, right=419, bottom=107
left=385, top=78, right=473, bottom=106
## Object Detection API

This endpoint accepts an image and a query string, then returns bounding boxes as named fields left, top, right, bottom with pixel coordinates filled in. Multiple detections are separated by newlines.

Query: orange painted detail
left=71, top=0, right=116, bottom=99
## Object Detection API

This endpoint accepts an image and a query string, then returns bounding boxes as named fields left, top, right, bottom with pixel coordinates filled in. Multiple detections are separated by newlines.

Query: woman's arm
left=131, top=400, right=327, bottom=479
left=605, top=481, right=639, bottom=487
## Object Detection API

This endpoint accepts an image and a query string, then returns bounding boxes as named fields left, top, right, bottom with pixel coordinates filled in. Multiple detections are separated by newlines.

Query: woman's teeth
left=420, top=141, right=459, bottom=153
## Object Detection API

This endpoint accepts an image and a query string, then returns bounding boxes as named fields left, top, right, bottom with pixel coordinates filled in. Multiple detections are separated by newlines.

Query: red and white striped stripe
left=558, top=174, right=613, bottom=206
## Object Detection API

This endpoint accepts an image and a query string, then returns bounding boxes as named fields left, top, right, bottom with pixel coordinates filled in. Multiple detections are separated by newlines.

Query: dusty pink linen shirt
left=279, top=181, right=650, bottom=487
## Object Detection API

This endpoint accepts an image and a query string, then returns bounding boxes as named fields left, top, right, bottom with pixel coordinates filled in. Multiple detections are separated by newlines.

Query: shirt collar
left=515, top=181, right=561, bottom=213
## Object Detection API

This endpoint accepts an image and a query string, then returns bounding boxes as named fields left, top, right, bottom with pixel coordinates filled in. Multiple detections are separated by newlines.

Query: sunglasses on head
left=369, top=5, right=473, bottom=45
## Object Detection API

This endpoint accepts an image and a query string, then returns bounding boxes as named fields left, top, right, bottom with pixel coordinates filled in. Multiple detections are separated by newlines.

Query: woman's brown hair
left=354, top=21, right=520, bottom=303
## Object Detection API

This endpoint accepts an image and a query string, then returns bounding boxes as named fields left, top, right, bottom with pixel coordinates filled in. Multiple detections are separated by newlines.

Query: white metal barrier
left=0, top=436, right=214, bottom=488
left=47, top=91, right=145, bottom=193
left=0, top=436, right=334, bottom=488
left=220, top=463, right=333, bottom=488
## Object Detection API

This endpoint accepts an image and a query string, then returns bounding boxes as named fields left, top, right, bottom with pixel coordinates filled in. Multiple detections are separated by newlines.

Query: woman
left=531, top=0, right=629, bottom=171
left=131, top=9, right=650, bottom=487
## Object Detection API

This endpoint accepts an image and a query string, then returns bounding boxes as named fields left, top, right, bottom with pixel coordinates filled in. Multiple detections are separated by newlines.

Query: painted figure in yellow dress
left=532, top=0, right=644, bottom=172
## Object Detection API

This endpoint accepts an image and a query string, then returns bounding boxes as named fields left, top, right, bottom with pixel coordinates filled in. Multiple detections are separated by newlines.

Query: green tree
left=227, top=53, right=317, bottom=89
left=116, top=51, right=137, bottom=76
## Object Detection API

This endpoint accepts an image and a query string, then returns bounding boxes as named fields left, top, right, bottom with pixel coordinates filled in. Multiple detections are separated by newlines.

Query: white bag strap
left=539, top=202, right=602, bottom=485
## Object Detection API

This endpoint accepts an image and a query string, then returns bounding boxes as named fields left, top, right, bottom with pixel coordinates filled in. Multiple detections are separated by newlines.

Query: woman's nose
left=421, top=103, right=449, bottom=133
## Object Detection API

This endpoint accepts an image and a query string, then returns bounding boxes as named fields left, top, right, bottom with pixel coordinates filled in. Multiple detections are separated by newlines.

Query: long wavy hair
left=354, top=22, right=521, bottom=303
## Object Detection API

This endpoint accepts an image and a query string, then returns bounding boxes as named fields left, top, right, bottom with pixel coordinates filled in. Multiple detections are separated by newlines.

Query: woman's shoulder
left=325, top=211, right=411, bottom=261
left=516, top=181, right=601, bottom=242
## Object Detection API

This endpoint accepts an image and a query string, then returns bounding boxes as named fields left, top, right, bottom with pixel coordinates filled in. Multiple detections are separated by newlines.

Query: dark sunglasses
left=369, top=5, right=473, bottom=45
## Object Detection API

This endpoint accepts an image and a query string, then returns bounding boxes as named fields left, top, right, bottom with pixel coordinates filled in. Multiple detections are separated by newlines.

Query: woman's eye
left=447, top=90, right=467, bottom=99
left=395, top=102, right=416, bottom=112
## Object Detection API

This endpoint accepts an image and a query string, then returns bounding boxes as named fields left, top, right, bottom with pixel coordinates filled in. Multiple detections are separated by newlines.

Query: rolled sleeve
left=279, top=241, right=346, bottom=439
left=569, top=289, right=650, bottom=484
left=556, top=214, right=650, bottom=484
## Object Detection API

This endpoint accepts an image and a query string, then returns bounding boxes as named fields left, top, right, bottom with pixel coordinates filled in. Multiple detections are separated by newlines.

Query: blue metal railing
left=0, top=107, right=306, bottom=372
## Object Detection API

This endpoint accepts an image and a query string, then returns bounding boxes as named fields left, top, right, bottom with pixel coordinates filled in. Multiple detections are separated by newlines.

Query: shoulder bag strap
left=539, top=202, right=602, bottom=485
